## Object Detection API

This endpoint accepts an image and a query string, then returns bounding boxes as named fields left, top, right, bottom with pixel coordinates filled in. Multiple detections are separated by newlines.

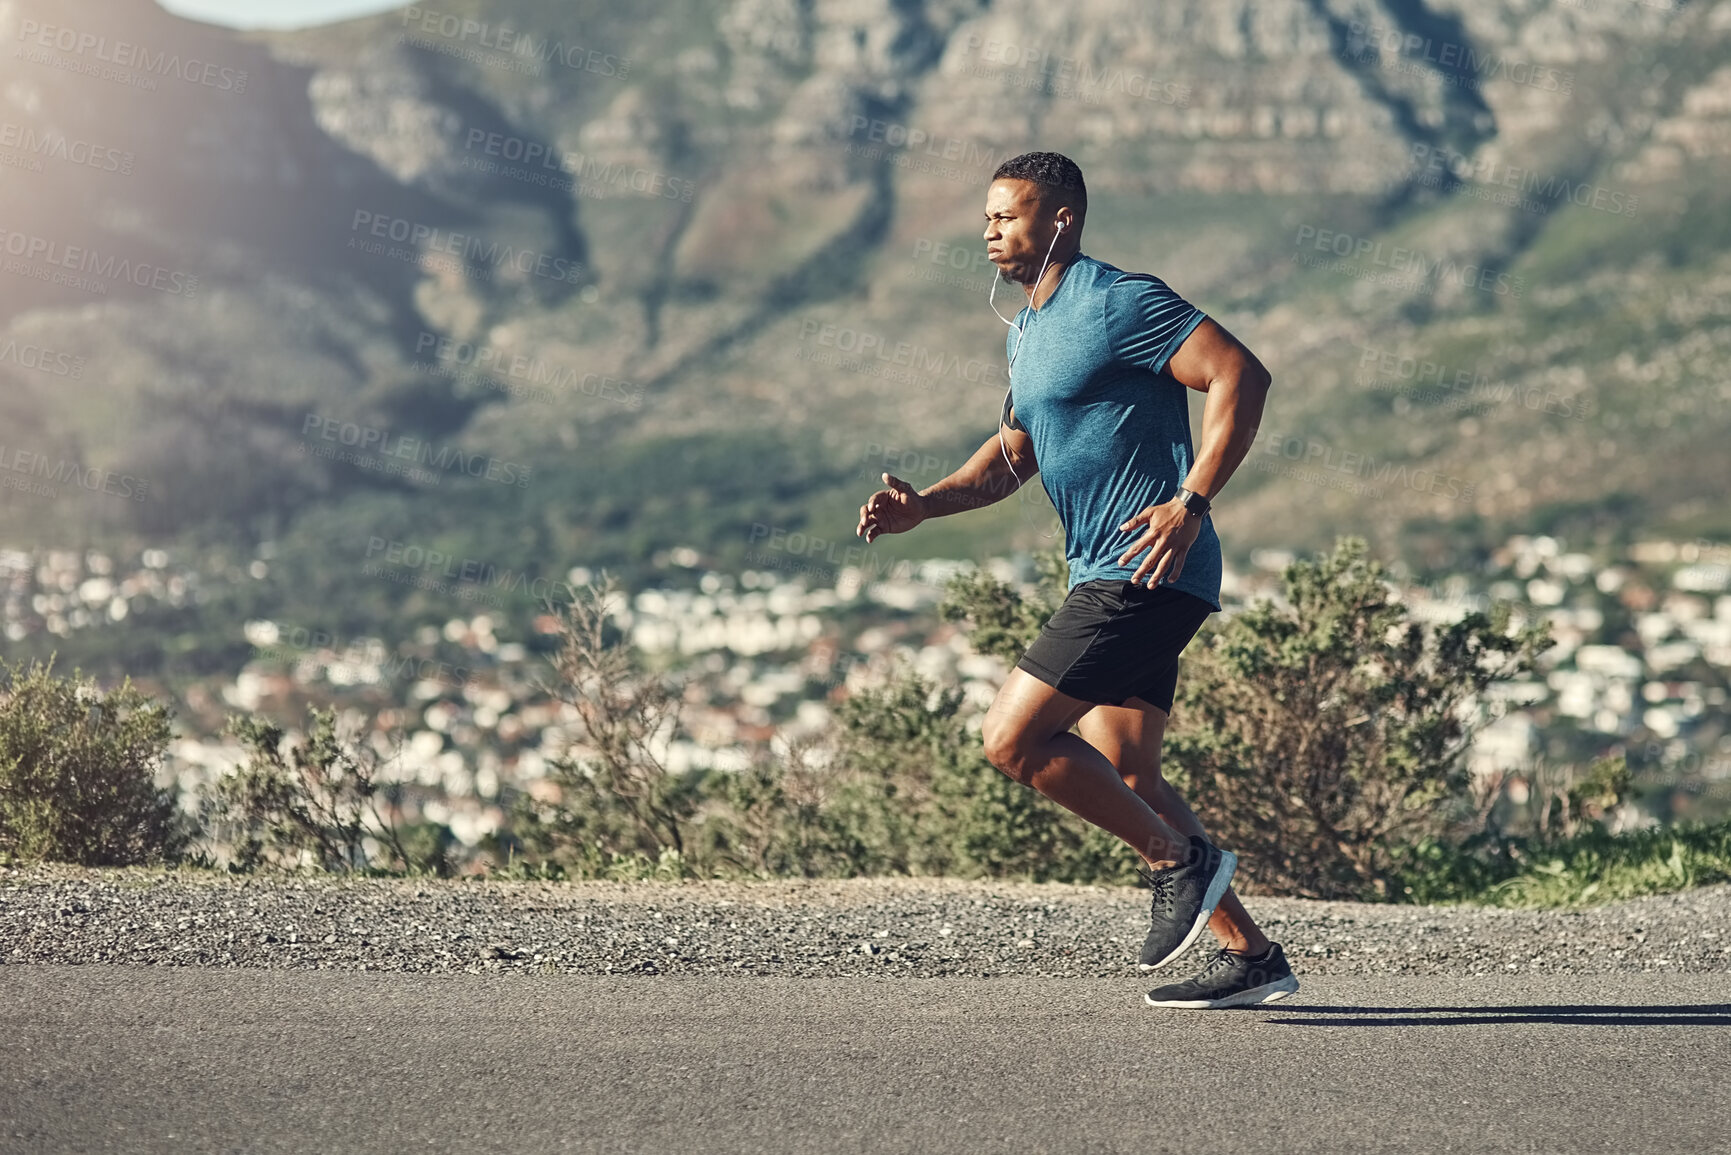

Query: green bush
left=826, top=671, right=1139, bottom=883
left=935, top=538, right=1568, bottom=898
left=180, top=537, right=1710, bottom=908
left=198, top=705, right=447, bottom=875
left=500, top=570, right=1136, bottom=883
left=936, top=549, right=1067, bottom=665
left=0, top=655, right=188, bottom=866
left=505, top=536, right=1557, bottom=890
left=1165, top=539, right=1552, bottom=899
left=1395, top=817, right=1731, bottom=907
left=502, top=577, right=711, bottom=876
left=692, top=740, right=862, bottom=879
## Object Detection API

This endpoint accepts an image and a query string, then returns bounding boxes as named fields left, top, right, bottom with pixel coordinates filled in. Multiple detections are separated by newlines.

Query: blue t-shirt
left=1000, top=253, right=1220, bottom=610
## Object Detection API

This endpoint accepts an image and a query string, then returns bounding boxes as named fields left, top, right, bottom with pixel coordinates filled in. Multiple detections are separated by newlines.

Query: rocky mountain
left=1, top=0, right=1726, bottom=635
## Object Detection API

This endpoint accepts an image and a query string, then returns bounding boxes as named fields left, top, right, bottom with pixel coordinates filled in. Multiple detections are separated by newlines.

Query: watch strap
left=1178, top=487, right=1210, bottom=517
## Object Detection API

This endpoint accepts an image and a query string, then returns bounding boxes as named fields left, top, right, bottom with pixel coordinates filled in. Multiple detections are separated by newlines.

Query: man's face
left=983, top=179, right=1056, bottom=285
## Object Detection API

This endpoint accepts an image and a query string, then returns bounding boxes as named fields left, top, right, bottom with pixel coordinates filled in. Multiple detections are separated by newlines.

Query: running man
left=855, top=152, right=1297, bottom=1009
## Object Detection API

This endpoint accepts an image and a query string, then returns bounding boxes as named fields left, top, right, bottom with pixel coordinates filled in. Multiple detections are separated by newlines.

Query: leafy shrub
left=1165, top=539, right=1551, bottom=899
left=455, top=538, right=1694, bottom=902
left=693, top=735, right=861, bottom=878
left=500, top=569, right=1134, bottom=883
left=0, top=655, right=187, bottom=866
left=936, top=549, right=1067, bottom=665
left=505, top=576, right=710, bottom=875
left=936, top=538, right=1568, bottom=898
left=1473, top=754, right=1633, bottom=843
left=826, top=671, right=1139, bottom=882
left=198, top=705, right=446, bottom=875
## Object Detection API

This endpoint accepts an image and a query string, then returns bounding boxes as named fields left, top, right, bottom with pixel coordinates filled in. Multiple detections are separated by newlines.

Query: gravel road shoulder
left=4, top=865, right=1729, bottom=977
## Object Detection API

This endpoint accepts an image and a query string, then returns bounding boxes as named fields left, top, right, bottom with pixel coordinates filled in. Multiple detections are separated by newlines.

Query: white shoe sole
left=1145, top=973, right=1301, bottom=1010
left=1138, top=848, right=1238, bottom=972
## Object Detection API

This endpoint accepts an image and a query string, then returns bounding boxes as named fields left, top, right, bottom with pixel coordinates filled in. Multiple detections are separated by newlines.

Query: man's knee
left=980, top=713, right=1038, bottom=786
left=1123, top=743, right=1166, bottom=784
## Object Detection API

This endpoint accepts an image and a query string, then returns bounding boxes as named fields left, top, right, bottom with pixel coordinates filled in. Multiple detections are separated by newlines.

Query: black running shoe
left=1136, top=834, right=1238, bottom=972
left=1144, top=943, right=1300, bottom=1009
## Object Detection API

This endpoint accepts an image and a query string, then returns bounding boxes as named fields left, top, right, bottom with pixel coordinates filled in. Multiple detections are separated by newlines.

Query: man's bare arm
left=919, top=414, right=1037, bottom=517
left=1166, top=317, right=1273, bottom=501
left=856, top=415, right=1036, bottom=542
left=1114, top=318, right=1272, bottom=586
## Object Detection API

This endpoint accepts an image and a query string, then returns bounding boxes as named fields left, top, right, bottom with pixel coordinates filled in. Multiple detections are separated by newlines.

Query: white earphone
left=990, top=216, right=1069, bottom=513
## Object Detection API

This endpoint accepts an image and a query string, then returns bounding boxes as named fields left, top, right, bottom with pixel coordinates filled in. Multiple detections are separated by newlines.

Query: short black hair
left=992, top=151, right=1087, bottom=220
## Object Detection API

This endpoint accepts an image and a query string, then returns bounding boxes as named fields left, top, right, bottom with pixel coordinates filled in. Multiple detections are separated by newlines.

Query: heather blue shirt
left=1000, top=253, right=1220, bottom=610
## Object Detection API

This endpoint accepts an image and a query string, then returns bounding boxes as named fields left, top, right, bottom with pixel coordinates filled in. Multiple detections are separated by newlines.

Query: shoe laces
left=1140, top=865, right=1177, bottom=916
left=1196, top=947, right=1239, bottom=981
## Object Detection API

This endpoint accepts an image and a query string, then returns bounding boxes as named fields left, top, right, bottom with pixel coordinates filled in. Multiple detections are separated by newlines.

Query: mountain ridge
left=0, top=0, right=1725, bottom=660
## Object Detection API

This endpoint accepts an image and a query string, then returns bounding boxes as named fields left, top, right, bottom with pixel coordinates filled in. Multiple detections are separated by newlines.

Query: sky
left=154, top=0, right=405, bottom=30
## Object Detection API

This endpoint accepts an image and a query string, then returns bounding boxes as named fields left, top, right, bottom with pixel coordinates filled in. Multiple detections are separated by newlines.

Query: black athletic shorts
left=1015, top=579, right=1215, bottom=714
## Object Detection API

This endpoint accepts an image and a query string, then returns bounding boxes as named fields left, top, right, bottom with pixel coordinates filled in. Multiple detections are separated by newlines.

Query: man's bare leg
left=981, top=668, right=1192, bottom=868
left=1076, top=697, right=1271, bottom=957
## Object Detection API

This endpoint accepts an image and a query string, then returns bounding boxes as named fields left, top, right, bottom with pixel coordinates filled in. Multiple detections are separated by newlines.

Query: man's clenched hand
left=857, top=473, right=928, bottom=543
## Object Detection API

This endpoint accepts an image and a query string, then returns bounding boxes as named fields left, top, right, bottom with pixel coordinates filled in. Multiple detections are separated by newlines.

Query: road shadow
left=1261, top=1003, right=1731, bottom=1027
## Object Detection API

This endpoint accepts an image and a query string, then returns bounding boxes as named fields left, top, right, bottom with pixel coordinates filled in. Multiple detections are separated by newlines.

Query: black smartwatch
left=1175, top=487, right=1210, bottom=519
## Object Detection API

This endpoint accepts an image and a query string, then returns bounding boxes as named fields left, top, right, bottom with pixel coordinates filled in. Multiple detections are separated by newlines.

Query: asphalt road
left=3, top=968, right=1728, bottom=1154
